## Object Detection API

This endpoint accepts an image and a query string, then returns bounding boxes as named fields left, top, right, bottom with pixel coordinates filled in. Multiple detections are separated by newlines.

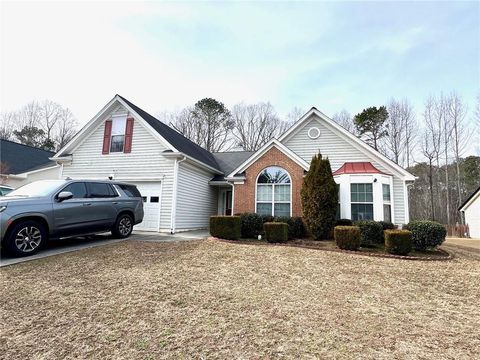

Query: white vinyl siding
left=175, top=161, right=217, bottom=231
left=62, top=104, right=175, bottom=230
left=283, top=116, right=408, bottom=224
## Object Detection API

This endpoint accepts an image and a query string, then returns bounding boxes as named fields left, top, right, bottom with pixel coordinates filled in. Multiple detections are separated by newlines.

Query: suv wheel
left=112, top=214, right=133, bottom=239
left=5, top=220, right=47, bottom=257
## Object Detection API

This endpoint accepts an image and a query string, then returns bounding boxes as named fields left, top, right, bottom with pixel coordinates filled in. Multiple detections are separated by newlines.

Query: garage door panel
left=133, top=182, right=162, bottom=232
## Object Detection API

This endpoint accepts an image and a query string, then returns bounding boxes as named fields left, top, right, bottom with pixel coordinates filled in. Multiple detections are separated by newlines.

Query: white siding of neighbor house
left=282, top=116, right=407, bottom=224
left=175, top=161, right=217, bottom=231
left=6, top=166, right=62, bottom=188
left=464, top=194, right=480, bottom=239
left=61, top=104, right=175, bottom=231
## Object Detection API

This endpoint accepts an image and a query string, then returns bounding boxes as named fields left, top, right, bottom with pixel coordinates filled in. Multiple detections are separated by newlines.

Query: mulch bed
left=210, top=237, right=453, bottom=261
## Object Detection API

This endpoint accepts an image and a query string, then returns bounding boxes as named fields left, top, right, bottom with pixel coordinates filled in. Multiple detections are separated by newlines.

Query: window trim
left=56, top=181, right=88, bottom=200
left=255, top=167, right=292, bottom=217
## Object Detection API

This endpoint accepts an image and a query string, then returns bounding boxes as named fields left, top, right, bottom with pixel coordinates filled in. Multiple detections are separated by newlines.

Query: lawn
left=1, top=240, right=479, bottom=359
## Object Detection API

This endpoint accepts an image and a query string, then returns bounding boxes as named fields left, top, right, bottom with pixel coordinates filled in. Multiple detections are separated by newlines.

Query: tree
left=301, top=153, right=338, bottom=240
left=353, top=106, right=388, bottom=150
left=54, top=107, right=78, bottom=150
left=231, top=102, right=289, bottom=151
left=285, top=107, right=305, bottom=124
left=332, top=109, right=356, bottom=134
left=0, top=112, right=17, bottom=140
left=420, top=129, right=437, bottom=221
left=13, top=126, right=54, bottom=150
left=462, top=156, right=480, bottom=195
left=385, top=98, right=415, bottom=166
left=170, top=98, right=233, bottom=152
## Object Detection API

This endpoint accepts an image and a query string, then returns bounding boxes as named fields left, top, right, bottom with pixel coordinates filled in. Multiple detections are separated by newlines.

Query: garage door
left=133, top=182, right=162, bottom=232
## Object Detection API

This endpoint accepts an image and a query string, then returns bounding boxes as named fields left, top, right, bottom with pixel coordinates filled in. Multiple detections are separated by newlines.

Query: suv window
left=61, top=182, right=87, bottom=199
left=87, top=182, right=117, bottom=198
left=117, top=184, right=141, bottom=198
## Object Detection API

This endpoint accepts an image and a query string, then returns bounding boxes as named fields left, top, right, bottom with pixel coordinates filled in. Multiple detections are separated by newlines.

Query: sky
left=1, top=1, right=479, bottom=154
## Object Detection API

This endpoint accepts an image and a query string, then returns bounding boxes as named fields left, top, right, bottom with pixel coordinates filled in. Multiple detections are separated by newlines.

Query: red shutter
left=102, top=120, right=112, bottom=154
left=124, top=117, right=134, bottom=153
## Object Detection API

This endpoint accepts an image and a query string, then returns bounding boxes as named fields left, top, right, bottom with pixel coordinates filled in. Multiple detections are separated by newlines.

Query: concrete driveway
left=0, top=230, right=209, bottom=267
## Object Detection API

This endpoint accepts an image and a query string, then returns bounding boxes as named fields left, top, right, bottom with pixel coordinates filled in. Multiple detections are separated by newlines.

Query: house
left=0, top=139, right=61, bottom=188
left=459, top=186, right=480, bottom=239
left=50, top=95, right=415, bottom=233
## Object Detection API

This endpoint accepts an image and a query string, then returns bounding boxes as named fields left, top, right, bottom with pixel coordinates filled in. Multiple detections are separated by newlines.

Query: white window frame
left=110, top=115, right=127, bottom=153
left=255, top=167, right=292, bottom=217
left=382, top=183, right=392, bottom=223
left=350, top=182, right=374, bottom=221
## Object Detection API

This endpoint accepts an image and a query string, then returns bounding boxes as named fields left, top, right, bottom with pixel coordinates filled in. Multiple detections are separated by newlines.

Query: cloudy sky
left=1, top=1, right=479, bottom=152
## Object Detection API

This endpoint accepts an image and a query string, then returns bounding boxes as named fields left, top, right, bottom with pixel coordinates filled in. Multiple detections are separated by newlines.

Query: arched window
left=256, top=166, right=291, bottom=217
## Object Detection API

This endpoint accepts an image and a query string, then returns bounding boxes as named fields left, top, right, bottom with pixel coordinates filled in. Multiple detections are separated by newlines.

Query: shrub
left=384, top=230, right=412, bottom=255
left=355, top=220, right=384, bottom=246
left=273, top=216, right=307, bottom=239
left=264, top=222, right=288, bottom=243
left=301, top=153, right=338, bottom=240
left=239, top=213, right=263, bottom=238
left=336, top=219, right=353, bottom=226
left=209, top=216, right=241, bottom=240
left=334, top=226, right=361, bottom=250
left=379, top=221, right=395, bottom=231
left=261, top=214, right=275, bottom=223
left=405, top=220, right=447, bottom=251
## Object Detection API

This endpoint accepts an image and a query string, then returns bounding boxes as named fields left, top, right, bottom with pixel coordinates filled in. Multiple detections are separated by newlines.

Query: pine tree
left=301, top=153, right=338, bottom=240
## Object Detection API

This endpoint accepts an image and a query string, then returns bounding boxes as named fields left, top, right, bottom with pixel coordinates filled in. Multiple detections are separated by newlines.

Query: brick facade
left=233, top=146, right=305, bottom=217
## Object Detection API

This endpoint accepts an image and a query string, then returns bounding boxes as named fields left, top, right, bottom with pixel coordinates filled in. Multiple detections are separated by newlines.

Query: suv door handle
left=83, top=202, right=92, bottom=206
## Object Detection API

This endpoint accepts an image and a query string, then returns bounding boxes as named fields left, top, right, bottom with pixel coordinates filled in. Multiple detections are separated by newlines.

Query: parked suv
left=0, top=179, right=144, bottom=257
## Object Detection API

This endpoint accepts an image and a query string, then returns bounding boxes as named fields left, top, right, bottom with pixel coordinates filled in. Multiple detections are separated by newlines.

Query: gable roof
left=459, top=186, right=480, bottom=211
left=333, top=162, right=389, bottom=176
left=226, top=139, right=310, bottom=178
left=0, top=139, right=56, bottom=175
left=279, top=107, right=415, bottom=180
left=117, top=96, right=221, bottom=172
left=53, top=95, right=221, bottom=173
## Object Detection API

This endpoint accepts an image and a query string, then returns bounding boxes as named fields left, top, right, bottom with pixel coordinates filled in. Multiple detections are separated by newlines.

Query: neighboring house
left=459, top=186, right=480, bottom=239
left=0, top=139, right=60, bottom=188
left=50, top=95, right=415, bottom=233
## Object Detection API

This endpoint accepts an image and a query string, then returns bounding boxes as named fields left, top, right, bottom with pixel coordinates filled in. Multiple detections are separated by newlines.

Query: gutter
left=170, top=156, right=187, bottom=234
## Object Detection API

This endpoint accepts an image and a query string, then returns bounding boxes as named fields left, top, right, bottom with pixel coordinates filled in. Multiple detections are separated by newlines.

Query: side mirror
left=57, top=191, right=73, bottom=202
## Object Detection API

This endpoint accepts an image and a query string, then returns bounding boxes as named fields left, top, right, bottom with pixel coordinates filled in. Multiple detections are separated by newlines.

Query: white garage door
left=133, top=182, right=162, bottom=232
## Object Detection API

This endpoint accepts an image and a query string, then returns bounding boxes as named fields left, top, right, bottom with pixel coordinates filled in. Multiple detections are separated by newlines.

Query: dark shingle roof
left=118, top=95, right=221, bottom=172
left=0, top=139, right=56, bottom=175
left=211, top=151, right=254, bottom=180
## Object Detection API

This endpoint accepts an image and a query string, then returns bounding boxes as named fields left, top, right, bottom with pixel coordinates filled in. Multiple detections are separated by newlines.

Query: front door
left=225, top=191, right=232, bottom=215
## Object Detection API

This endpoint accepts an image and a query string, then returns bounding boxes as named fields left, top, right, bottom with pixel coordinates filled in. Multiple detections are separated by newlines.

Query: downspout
left=404, top=180, right=414, bottom=224
left=170, top=156, right=186, bottom=234
left=229, top=181, right=235, bottom=216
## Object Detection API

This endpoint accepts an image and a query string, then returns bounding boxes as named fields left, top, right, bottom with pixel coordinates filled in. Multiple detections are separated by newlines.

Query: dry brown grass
left=1, top=240, right=479, bottom=359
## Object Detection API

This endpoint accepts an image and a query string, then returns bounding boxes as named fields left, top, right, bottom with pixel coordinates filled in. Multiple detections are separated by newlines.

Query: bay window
left=256, top=166, right=291, bottom=217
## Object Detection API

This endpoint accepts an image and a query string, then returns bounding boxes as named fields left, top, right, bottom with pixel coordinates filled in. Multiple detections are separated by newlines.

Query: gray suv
left=0, top=179, right=144, bottom=257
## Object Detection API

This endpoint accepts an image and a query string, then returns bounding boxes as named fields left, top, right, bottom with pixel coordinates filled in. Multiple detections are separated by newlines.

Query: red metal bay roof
left=333, top=162, right=388, bottom=175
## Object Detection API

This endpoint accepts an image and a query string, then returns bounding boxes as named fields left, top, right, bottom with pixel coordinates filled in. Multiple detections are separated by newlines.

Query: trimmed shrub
left=239, top=213, right=263, bottom=238
left=405, top=220, right=447, bottom=251
left=301, top=153, right=338, bottom=240
left=336, top=219, right=353, bottom=226
left=355, top=220, right=384, bottom=246
left=274, top=216, right=307, bottom=239
left=264, top=222, right=288, bottom=243
left=384, top=230, right=412, bottom=255
left=334, top=226, right=361, bottom=250
left=209, top=216, right=241, bottom=240
left=261, top=214, right=275, bottom=223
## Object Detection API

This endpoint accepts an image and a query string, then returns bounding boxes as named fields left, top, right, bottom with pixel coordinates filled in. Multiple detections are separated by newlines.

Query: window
left=383, top=183, right=391, bottom=222
left=256, top=166, right=291, bottom=217
left=61, top=182, right=87, bottom=199
left=117, top=184, right=141, bottom=198
left=350, top=183, right=373, bottom=220
left=87, top=183, right=116, bottom=198
left=110, top=115, right=127, bottom=152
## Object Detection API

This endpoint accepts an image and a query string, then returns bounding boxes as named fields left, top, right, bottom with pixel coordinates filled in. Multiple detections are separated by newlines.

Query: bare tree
left=40, top=100, right=61, bottom=143
left=331, top=109, right=356, bottom=134
left=0, top=112, right=17, bottom=140
left=385, top=99, right=407, bottom=165
left=285, top=107, right=305, bottom=124
left=421, top=126, right=437, bottom=221
left=445, top=92, right=470, bottom=223
left=54, top=107, right=78, bottom=150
